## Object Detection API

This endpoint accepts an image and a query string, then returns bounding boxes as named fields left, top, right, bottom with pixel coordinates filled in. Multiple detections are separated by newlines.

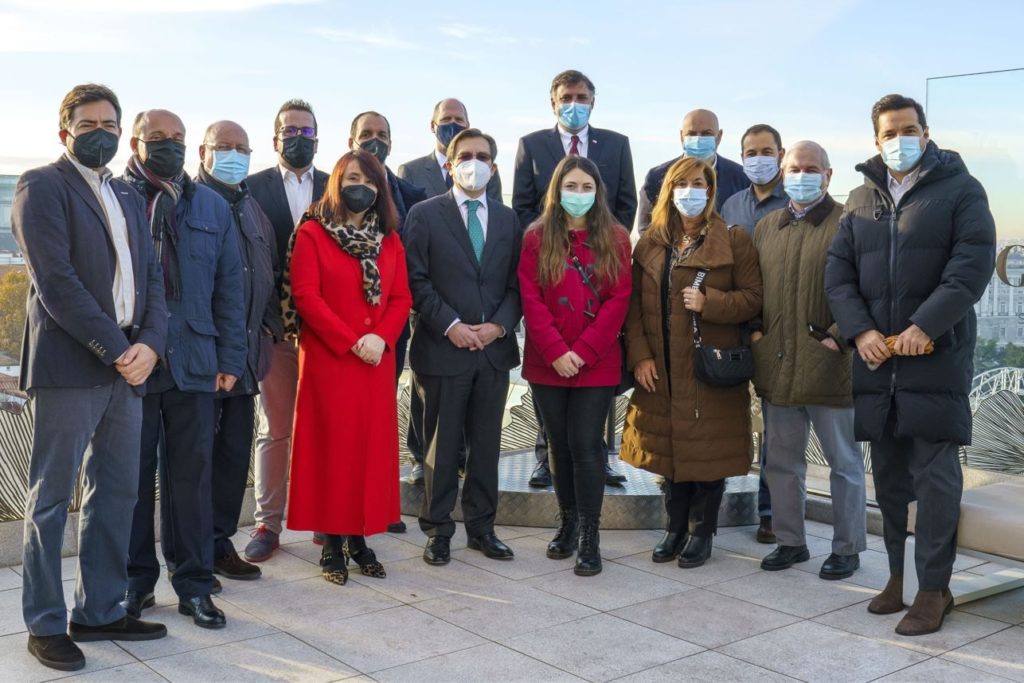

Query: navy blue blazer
left=246, top=165, right=329, bottom=281
left=513, top=126, right=637, bottom=230
left=12, top=155, right=168, bottom=393
left=386, top=167, right=428, bottom=232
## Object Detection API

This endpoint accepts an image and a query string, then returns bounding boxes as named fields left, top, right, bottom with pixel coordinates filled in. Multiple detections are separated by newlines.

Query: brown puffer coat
left=621, top=218, right=763, bottom=482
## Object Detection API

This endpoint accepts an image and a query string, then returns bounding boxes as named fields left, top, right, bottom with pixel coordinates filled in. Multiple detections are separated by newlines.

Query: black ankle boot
left=547, top=509, right=579, bottom=559
left=677, top=534, right=713, bottom=568
left=575, top=515, right=602, bottom=576
left=652, top=531, right=687, bottom=563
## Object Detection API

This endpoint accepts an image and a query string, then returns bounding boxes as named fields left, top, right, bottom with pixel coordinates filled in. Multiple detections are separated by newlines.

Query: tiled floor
left=2, top=519, right=1024, bottom=682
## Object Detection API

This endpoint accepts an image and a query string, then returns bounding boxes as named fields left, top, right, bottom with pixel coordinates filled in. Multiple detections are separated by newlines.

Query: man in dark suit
left=512, top=69, right=634, bottom=488
left=637, top=108, right=750, bottom=232
left=243, top=99, right=329, bottom=561
left=397, top=98, right=503, bottom=203
left=14, top=83, right=169, bottom=673
left=121, top=109, right=246, bottom=630
left=405, top=129, right=523, bottom=566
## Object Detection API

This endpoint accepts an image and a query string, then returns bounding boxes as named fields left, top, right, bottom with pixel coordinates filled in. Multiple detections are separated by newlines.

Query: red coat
left=518, top=225, right=632, bottom=387
left=286, top=220, right=412, bottom=536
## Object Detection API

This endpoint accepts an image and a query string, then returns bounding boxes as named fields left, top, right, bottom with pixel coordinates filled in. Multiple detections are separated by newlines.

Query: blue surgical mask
left=682, top=135, right=717, bottom=161
left=881, top=135, right=923, bottom=173
left=673, top=187, right=708, bottom=218
left=435, top=122, right=466, bottom=148
left=558, top=102, right=591, bottom=130
left=210, top=149, right=250, bottom=186
left=783, top=172, right=824, bottom=204
left=560, top=190, right=596, bottom=218
left=742, top=155, right=780, bottom=185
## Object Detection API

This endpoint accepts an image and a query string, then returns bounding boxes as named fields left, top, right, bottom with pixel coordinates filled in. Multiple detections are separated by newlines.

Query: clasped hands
left=552, top=351, right=586, bottom=378
left=114, top=343, right=158, bottom=386
left=446, top=322, right=503, bottom=351
left=855, top=324, right=932, bottom=367
left=353, top=333, right=386, bottom=366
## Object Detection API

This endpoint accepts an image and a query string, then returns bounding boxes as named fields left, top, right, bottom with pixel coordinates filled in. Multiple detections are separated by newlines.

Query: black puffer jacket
left=825, top=141, right=996, bottom=444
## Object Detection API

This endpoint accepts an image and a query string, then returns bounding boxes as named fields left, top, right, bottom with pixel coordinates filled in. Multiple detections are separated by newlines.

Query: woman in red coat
left=518, top=156, right=632, bottom=576
left=283, top=150, right=412, bottom=586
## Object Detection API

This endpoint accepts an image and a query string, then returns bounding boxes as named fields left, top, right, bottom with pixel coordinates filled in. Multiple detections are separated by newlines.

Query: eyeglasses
left=278, top=126, right=316, bottom=139
left=455, top=152, right=492, bottom=163
left=205, top=143, right=252, bottom=154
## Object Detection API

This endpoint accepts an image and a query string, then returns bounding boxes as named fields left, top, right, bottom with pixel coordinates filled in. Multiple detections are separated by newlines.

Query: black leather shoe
left=423, top=536, right=451, bottom=565
left=178, top=595, right=226, bottom=629
left=756, top=516, right=777, bottom=544
left=387, top=520, right=407, bottom=533
left=120, top=590, right=156, bottom=619
left=547, top=509, right=579, bottom=559
left=819, top=552, right=860, bottom=580
left=467, top=532, right=514, bottom=560
left=70, top=615, right=167, bottom=642
left=529, top=461, right=552, bottom=488
left=27, top=634, right=84, bottom=672
left=604, top=462, right=626, bottom=486
left=652, top=531, right=687, bottom=563
left=214, top=551, right=262, bottom=581
left=406, top=462, right=425, bottom=485
left=575, top=516, right=602, bottom=576
left=677, top=535, right=713, bottom=568
left=761, top=544, right=810, bottom=571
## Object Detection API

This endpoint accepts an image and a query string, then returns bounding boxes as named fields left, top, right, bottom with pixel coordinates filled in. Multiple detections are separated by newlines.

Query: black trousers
left=532, top=384, right=614, bottom=518
left=408, top=372, right=468, bottom=467
left=533, top=394, right=613, bottom=466
left=416, top=354, right=509, bottom=538
left=128, top=387, right=215, bottom=600
left=665, top=479, right=725, bottom=538
left=871, top=407, right=962, bottom=591
left=211, top=394, right=256, bottom=560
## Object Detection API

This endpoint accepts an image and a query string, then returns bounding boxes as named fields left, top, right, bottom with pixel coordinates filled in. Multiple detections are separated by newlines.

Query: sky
left=1, top=0, right=1022, bottom=238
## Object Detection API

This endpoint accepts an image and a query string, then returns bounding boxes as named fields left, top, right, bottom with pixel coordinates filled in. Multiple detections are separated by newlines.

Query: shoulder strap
left=690, top=269, right=709, bottom=347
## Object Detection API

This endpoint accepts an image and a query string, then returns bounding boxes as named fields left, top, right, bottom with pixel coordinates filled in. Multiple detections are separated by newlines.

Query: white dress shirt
left=557, top=124, right=590, bottom=157
left=67, top=153, right=135, bottom=327
left=434, top=149, right=450, bottom=184
left=279, top=164, right=315, bottom=227
left=888, top=167, right=920, bottom=207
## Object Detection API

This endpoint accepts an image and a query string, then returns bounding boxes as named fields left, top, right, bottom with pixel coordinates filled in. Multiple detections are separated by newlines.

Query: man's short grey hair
left=784, top=140, right=830, bottom=169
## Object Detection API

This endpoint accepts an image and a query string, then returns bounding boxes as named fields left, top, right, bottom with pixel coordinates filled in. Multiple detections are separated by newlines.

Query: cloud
left=4, top=0, right=314, bottom=12
left=437, top=23, right=521, bottom=45
left=310, top=27, right=416, bottom=50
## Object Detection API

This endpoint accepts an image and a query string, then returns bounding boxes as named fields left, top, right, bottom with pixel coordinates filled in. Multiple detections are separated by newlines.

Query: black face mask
left=142, top=139, right=187, bottom=178
left=359, top=138, right=389, bottom=165
left=281, top=135, right=316, bottom=169
left=67, top=128, right=119, bottom=169
left=341, top=184, right=377, bottom=214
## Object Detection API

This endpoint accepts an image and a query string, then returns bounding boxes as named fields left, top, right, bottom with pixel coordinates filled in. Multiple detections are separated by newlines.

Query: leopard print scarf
left=281, top=210, right=384, bottom=339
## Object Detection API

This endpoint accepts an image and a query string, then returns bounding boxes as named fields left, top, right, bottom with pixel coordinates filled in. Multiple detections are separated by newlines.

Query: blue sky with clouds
left=1, top=0, right=1021, bottom=236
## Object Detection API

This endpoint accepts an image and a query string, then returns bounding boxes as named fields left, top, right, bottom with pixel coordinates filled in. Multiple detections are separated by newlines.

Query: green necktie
left=466, top=199, right=484, bottom=262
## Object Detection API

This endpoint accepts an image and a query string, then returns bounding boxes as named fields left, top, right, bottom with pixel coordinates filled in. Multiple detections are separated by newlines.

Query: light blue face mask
left=210, top=149, right=250, bottom=186
left=558, top=102, right=591, bottom=130
left=881, top=136, right=923, bottom=173
left=783, top=172, right=824, bottom=204
left=560, top=190, right=596, bottom=218
left=682, top=135, right=717, bottom=160
left=742, top=155, right=780, bottom=185
left=673, top=186, right=708, bottom=217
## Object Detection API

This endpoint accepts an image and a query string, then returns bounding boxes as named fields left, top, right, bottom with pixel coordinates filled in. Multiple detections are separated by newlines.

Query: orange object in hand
left=883, top=336, right=934, bottom=355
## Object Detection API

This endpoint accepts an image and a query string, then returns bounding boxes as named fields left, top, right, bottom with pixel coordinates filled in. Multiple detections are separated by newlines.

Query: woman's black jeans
left=531, top=384, right=615, bottom=518
left=665, top=479, right=725, bottom=538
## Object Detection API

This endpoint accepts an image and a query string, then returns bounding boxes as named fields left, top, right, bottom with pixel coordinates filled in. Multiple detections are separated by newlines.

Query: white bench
left=905, top=481, right=1024, bottom=605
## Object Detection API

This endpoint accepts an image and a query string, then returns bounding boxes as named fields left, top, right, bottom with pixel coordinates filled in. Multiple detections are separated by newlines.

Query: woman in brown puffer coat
left=622, top=156, right=762, bottom=569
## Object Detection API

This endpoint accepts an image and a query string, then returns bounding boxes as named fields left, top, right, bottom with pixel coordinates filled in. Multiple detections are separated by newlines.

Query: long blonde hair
left=646, top=156, right=721, bottom=248
left=530, top=156, right=623, bottom=287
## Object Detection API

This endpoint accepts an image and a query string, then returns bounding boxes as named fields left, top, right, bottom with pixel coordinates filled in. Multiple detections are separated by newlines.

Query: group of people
left=12, top=69, right=996, bottom=673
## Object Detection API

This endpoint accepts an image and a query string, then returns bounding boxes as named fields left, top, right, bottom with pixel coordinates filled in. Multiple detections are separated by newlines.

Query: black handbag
left=569, top=250, right=633, bottom=395
left=689, top=269, right=754, bottom=388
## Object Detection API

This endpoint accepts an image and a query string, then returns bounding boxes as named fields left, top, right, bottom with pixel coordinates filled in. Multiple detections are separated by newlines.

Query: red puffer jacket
left=518, top=225, right=632, bottom=387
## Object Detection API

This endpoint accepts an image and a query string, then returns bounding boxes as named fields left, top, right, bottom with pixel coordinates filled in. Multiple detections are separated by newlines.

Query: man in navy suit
left=512, top=69, right=634, bottom=488
left=243, top=100, right=329, bottom=561
left=13, top=83, right=169, bottom=673
left=637, top=108, right=750, bottom=232
left=405, top=129, right=523, bottom=566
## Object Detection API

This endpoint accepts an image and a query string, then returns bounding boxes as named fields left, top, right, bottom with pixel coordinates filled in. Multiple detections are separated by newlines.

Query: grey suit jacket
left=404, top=191, right=522, bottom=376
left=397, top=151, right=503, bottom=203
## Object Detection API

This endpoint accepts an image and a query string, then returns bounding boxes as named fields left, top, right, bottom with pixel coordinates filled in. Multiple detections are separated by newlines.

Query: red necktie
left=569, top=135, right=580, bottom=156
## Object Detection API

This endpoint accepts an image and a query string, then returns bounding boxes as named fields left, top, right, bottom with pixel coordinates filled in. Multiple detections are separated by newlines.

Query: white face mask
left=453, top=159, right=492, bottom=192
left=673, top=186, right=708, bottom=218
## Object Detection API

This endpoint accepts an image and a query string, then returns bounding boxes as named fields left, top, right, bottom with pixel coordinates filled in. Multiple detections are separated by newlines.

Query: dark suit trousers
left=212, top=394, right=256, bottom=559
left=871, top=408, right=962, bottom=591
left=416, top=353, right=509, bottom=538
left=128, top=387, right=216, bottom=600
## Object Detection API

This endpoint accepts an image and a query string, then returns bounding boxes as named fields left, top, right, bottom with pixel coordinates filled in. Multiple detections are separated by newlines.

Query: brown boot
left=867, top=575, right=905, bottom=614
left=895, top=589, right=953, bottom=636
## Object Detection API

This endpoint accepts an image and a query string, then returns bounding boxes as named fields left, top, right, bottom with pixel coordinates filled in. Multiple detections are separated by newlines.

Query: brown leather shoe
left=895, top=588, right=953, bottom=636
left=868, top=575, right=906, bottom=614
left=756, top=516, right=776, bottom=544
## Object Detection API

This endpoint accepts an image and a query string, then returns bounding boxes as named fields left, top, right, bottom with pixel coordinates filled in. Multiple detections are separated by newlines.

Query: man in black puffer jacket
left=826, top=94, right=995, bottom=638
